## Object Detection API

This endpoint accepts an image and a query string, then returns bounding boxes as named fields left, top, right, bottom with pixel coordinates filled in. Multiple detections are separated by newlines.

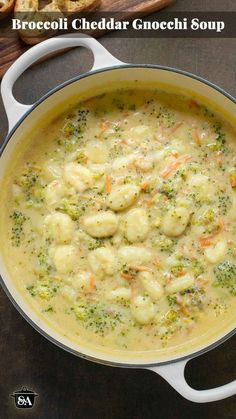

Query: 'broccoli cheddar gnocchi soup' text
left=1, top=88, right=236, bottom=354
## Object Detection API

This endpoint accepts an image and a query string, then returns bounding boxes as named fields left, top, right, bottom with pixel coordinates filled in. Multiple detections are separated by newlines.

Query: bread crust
left=0, top=0, right=15, bottom=20
left=14, top=0, right=101, bottom=44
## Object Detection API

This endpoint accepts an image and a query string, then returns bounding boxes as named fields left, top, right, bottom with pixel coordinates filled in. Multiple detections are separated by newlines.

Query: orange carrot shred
left=98, top=120, right=109, bottom=139
left=140, top=182, right=150, bottom=191
left=120, top=272, right=134, bottom=281
left=217, top=217, right=226, bottom=231
left=199, top=236, right=212, bottom=247
left=105, top=174, right=112, bottom=194
left=145, top=197, right=154, bottom=208
left=230, top=174, right=236, bottom=188
left=89, top=275, right=95, bottom=289
left=153, top=259, right=161, bottom=268
left=189, top=99, right=200, bottom=109
left=161, top=155, right=192, bottom=178
left=192, top=127, right=201, bottom=145
left=169, top=121, right=183, bottom=135
left=128, top=265, right=152, bottom=272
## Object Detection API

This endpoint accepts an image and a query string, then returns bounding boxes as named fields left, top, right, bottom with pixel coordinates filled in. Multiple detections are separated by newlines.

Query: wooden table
left=0, top=1, right=236, bottom=417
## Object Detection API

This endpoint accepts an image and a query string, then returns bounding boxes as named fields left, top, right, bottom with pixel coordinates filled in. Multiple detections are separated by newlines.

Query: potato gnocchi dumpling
left=131, top=295, right=156, bottom=325
left=88, top=247, right=118, bottom=278
left=107, top=184, right=140, bottom=212
left=161, top=207, right=190, bottom=237
left=44, top=212, right=74, bottom=244
left=63, top=162, right=94, bottom=192
left=125, top=208, right=149, bottom=243
left=118, top=246, right=153, bottom=265
left=4, top=88, right=236, bottom=353
left=52, top=245, right=79, bottom=274
left=45, top=180, right=66, bottom=207
left=85, top=141, right=109, bottom=163
left=82, top=211, right=118, bottom=238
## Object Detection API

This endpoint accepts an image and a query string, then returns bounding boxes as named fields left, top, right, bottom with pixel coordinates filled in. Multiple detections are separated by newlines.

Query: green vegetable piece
left=10, top=210, right=28, bottom=246
left=213, top=261, right=236, bottom=295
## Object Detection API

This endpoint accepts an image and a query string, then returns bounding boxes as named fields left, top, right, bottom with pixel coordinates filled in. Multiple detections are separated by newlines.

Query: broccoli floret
left=17, top=166, right=45, bottom=207
left=72, top=302, right=123, bottom=336
left=17, top=166, right=40, bottom=190
left=10, top=210, right=28, bottom=246
left=27, top=280, right=58, bottom=300
left=56, top=199, right=85, bottom=221
left=151, top=235, right=176, bottom=252
left=213, top=261, right=236, bottom=295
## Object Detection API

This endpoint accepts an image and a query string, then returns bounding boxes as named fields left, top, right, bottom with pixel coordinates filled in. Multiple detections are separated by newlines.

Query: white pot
left=1, top=34, right=236, bottom=403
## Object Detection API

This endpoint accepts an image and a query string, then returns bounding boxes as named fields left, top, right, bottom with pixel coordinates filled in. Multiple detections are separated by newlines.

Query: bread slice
left=0, top=0, right=15, bottom=19
left=14, top=0, right=101, bottom=44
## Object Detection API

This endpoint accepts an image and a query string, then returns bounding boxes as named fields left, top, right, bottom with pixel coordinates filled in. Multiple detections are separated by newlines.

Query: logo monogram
left=11, top=387, right=38, bottom=409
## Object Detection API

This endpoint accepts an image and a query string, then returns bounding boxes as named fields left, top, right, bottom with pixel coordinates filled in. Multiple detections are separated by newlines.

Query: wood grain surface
left=0, top=0, right=174, bottom=78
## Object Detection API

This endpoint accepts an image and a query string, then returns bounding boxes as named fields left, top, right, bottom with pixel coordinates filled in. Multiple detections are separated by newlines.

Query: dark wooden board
left=0, top=0, right=174, bottom=78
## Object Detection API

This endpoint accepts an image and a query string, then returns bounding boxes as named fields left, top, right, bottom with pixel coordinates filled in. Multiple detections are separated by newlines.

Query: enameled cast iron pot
left=1, top=34, right=236, bottom=403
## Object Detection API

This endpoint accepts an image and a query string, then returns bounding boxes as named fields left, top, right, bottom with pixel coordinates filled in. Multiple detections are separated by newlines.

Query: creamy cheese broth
left=1, top=89, right=236, bottom=352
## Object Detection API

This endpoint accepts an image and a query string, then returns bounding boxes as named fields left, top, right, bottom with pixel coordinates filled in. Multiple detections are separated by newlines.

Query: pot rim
left=0, top=63, right=235, bottom=367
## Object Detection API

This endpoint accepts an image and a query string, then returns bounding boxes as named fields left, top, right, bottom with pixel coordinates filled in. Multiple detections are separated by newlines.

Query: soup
left=1, top=89, right=236, bottom=352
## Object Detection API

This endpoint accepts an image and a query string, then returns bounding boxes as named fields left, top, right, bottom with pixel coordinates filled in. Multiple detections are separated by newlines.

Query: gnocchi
left=5, top=87, right=236, bottom=354
left=88, top=247, right=118, bottom=278
left=45, top=180, right=66, bottom=207
left=161, top=207, right=190, bottom=237
left=82, top=211, right=118, bottom=238
left=205, top=241, right=227, bottom=264
left=131, top=295, right=155, bottom=325
left=118, top=246, right=152, bottom=265
left=138, top=271, right=164, bottom=300
left=125, top=208, right=149, bottom=242
left=107, top=287, right=132, bottom=301
left=44, top=212, right=74, bottom=244
left=107, top=184, right=140, bottom=211
left=52, top=245, right=79, bottom=274
left=63, top=162, right=94, bottom=192
left=165, top=273, right=194, bottom=294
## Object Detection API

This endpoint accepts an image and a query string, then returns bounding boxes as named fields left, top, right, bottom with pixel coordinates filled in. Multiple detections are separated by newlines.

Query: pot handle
left=1, top=33, right=123, bottom=132
left=148, top=358, right=236, bottom=403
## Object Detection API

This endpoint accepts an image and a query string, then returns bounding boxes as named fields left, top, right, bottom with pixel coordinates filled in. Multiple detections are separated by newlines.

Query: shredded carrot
left=196, top=276, right=209, bottom=288
left=140, top=182, right=150, bottom=191
left=128, top=265, right=152, bottom=272
left=98, top=120, right=109, bottom=139
left=189, top=99, right=200, bottom=109
left=171, top=150, right=179, bottom=158
left=176, top=270, right=186, bottom=277
left=89, top=274, right=95, bottom=289
left=192, top=127, right=201, bottom=145
left=217, top=217, right=225, bottom=230
left=169, top=121, right=183, bottom=135
left=127, top=161, right=136, bottom=170
left=230, top=174, right=236, bottom=188
left=120, top=272, right=134, bottom=281
left=145, top=197, right=154, bottom=208
left=105, top=174, right=112, bottom=194
left=155, top=126, right=165, bottom=142
left=120, top=138, right=129, bottom=145
left=161, top=155, right=192, bottom=178
left=178, top=305, right=189, bottom=316
left=153, top=259, right=161, bottom=268
left=176, top=295, right=183, bottom=305
left=198, top=236, right=212, bottom=247
left=215, top=151, right=223, bottom=167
